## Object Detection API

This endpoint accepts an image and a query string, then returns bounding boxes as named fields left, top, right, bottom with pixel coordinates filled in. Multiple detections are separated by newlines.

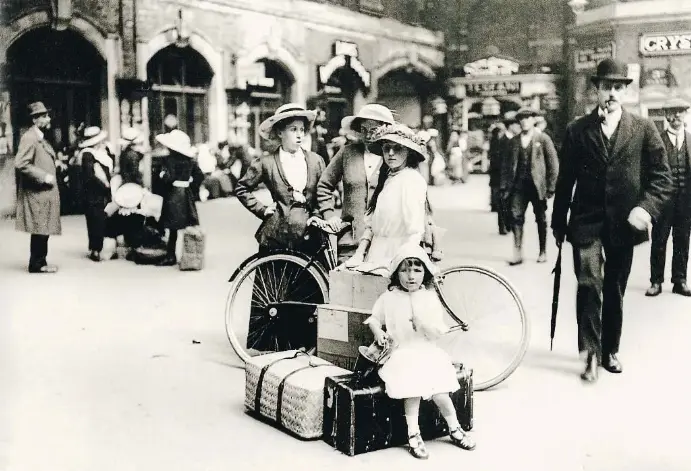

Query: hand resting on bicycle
left=307, top=214, right=353, bottom=235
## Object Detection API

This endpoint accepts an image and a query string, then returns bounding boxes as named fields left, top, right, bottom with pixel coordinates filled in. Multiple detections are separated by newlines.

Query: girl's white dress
left=364, top=287, right=459, bottom=399
left=354, top=168, right=427, bottom=276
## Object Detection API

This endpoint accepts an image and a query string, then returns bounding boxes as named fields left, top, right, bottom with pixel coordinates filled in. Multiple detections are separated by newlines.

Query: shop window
left=246, top=60, right=294, bottom=152
left=147, top=45, right=212, bottom=145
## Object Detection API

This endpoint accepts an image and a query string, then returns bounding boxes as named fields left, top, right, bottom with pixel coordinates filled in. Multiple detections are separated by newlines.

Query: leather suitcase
left=245, top=350, right=350, bottom=439
left=323, top=363, right=473, bottom=456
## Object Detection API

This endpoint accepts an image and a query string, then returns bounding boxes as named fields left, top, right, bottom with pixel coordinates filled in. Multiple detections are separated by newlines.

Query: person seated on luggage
left=107, top=127, right=148, bottom=258
left=234, top=103, right=327, bottom=353
left=364, top=244, right=476, bottom=460
left=342, top=123, right=430, bottom=276
left=154, top=129, right=205, bottom=266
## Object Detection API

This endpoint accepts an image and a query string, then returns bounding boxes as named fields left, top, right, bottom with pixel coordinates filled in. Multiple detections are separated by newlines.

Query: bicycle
left=225, top=217, right=530, bottom=391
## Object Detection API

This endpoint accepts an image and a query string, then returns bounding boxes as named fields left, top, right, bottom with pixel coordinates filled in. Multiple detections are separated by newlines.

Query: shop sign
left=574, top=43, right=615, bottom=71
left=236, top=62, right=275, bottom=89
left=463, top=56, right=519, bottom=77
left=318, top=41, right=371, bottom=90
left=466, top=80, right=521, bottom=97
left=640, top=32, right=691, bottom=56
left=642, top=68, right=676, bottom=87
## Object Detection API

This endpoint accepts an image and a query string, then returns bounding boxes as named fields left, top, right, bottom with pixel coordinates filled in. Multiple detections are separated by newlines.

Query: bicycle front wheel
left=225, top=254, right=329, bottom=364
left=435, top=265, right=530, bottom=391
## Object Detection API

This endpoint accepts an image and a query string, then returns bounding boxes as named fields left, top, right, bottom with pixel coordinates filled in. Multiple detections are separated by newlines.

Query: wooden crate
left=317, top=270, right=389, bottom=370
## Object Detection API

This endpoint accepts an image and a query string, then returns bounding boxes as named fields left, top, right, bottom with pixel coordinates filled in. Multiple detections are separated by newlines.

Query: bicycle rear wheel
left=225, top=253, right=329, bottom=364
left=434, top=265, right=530, bottom=391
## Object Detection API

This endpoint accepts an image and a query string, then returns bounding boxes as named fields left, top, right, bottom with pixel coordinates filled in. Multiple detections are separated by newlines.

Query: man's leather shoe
left=672, top=283, right=691, bottom=297
left=602, top=353, right=622, bottom=374
left=29, top=264, right=58, bottom=274
left=645, top=283, right=662, bottom=296
left=580, top=353, right=598, bottom=382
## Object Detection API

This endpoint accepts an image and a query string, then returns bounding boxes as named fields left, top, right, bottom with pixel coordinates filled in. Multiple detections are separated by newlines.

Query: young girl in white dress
left=364, top=243, right=476, bottom=459
left=344, top=124, right=428, bottom=276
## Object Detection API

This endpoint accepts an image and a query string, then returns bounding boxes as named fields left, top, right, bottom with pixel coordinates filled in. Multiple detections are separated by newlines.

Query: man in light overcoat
left=14, top=102, right=61, bottom=273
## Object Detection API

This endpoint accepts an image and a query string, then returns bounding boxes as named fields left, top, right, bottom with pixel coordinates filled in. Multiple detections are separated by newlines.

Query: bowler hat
left=28, top=101, right=49, bottom=117
left=590, top=58, right=633, bottom=85
left=515, top=107, right=539, bottom=119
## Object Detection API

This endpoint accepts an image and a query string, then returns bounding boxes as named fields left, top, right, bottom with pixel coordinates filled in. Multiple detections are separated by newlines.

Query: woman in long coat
left=235, top=103, right=326, bottom=352
left=154, top=129, right=205, bottom=266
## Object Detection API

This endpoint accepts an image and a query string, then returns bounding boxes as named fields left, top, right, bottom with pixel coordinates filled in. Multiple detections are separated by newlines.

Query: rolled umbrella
left=550, top=241, right=563, bottom=351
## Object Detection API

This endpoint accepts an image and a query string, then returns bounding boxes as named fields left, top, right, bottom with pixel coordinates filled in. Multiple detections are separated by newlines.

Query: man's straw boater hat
left=341, top=104, right=395, bottom=134
left=368, top=123, right=429, bottom=162
left=590, top=58, right=633, bottom=85
left=258, top=103, right=317, bottom=140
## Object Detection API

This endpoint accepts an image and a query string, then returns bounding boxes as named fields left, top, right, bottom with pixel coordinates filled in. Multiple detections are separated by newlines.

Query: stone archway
left=139, top=29, right=226, bottom=144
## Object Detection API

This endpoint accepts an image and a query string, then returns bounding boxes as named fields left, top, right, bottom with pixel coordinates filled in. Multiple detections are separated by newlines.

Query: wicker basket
left=245, top=350, right=350, bottom=439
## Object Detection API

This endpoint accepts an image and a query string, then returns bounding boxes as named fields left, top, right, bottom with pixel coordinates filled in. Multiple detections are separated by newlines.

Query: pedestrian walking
left=155, top=129, right=205, bottom=266
left=343, top=123, right=429, bottom=276
left=363, top=243, right=475, bottom=459
left=646, top=98, right=691, bottom=297
left=488, top=122, right=507, bottom=234
left=500, top=107, right=559, bottom=265
left=14, top=101, right=61, bottom=273
left=78, top=126, right=113, bottom=261
left=317, top=104, right=395, bottom=263
left=551, top=58, right=673, bottom=383
left=235, top=103, right=326, bottom=352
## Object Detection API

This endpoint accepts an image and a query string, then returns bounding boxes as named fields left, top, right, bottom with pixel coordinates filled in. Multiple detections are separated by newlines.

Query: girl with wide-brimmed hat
left=79, top=125, right=113, bottom=261
left=154, top=129, right=205, bottom=266
left=234, top=103, right=327, bottom=352
left=343, top=123, right=430, bottom=276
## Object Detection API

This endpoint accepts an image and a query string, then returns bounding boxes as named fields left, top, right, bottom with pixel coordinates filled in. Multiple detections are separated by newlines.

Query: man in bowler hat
left=646, top=98, right=691, bottom=297
left=500, top=107, right=559, bottom=265
left=551, top=59, right=673, bottom=382
left=14, top=102, right=61, bottom=273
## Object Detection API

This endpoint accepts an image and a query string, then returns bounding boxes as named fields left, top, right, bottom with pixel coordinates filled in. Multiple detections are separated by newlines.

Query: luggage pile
left=242, top=270, right=475, bottom=456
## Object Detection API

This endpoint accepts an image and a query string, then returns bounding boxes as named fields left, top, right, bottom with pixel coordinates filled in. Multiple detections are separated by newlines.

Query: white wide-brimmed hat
left=155, top=129, right=197, bottom=158
left=369, top=123, right=429, bottom=162
left=113, top=183, right=145, bottom=209
left=341, top=104, right=395, bottom=134
left=79, top=126, right=108, bottom=148
left=388, top=243, right=439, bottom=279
left=258, top=103, right=317, bottom=140
left=120, top=126, right=144, bottom=146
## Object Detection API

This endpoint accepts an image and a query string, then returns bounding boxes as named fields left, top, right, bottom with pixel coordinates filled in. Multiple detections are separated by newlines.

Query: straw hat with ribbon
left=113, top=182, right=146, bottom=209
left=368, top=123, right=429, bottom=162
left=155, top=129, right=197, bottom=158
left=341, top=104, right=395, bottom=135
left=79, top=126, right=108, bottom=148
left=258, top=103, right=317, bottom=140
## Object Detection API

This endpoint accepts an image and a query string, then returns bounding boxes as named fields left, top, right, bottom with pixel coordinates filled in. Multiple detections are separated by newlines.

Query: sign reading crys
left=463, top=56, right=519, bottom=77
left=318, top=41, right=371, bottom=91
left=640, top=32, right=691, bottom=56
left=575, top=43, right=615, bottom=71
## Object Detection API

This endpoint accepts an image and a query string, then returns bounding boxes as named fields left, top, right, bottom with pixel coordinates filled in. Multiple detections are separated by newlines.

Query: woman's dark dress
left=159, top=151, right=204, bottom=230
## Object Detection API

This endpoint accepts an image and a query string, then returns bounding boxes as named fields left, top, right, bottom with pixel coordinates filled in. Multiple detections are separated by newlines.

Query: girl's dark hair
left=366, top=150, right=421, bottom=215
left=388, top=258, right=434, bottom=291
left=119, top=147, right=143, bottom=185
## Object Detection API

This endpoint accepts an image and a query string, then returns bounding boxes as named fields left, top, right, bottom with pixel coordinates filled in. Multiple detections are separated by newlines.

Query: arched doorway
left=377, top=69, right=431, bottom=128
left=7, top=27, right=105, bottom=152
left=322, top=66, right=363, bottom=139
left=147, top=45, right=213, bottom=145
left=247, top=59, right=294, bottom=152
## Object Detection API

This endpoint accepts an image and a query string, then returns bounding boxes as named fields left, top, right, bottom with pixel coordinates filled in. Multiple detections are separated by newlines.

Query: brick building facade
left=567, top=0, right=691, bottom=130
left=0, top=0, right=443, bottom=157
